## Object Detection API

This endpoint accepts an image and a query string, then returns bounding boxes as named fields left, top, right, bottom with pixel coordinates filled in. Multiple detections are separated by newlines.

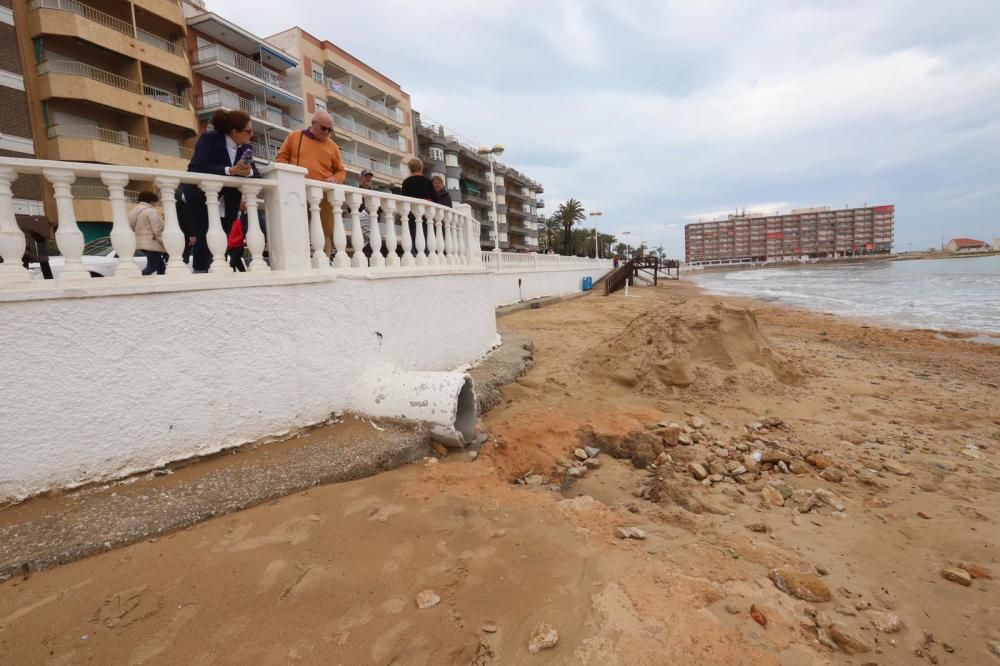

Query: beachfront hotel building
left=184, top=5, right=303, bottom=165
left=685, top=205, right=895, bottom=266
left=413, top=113, right=544, bottom=251
left=265, top=27, right=411, bottom=189
left=10, top=0, right=198, bottom=240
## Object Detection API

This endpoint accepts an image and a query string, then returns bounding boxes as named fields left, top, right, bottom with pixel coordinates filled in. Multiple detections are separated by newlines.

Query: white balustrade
left=307, top=186, right=326, bottom=271
left=413, top=204, right=427, bottom=266
left=383, top=198, right=399, bottom=268
left=367, top=194, right=384, bottom=269
left=398, top=200, right=413, bottom=267
left=101, top=172, right=140, bottom=279
left=156, top=177, right=185, bottom=276
left=241, top=183, right=269, bottom=273
left=45, top=168, right=89, bottom=281
left=0, top=167, right=29, bottom=285
left=0, top=154, right=600, bottom=293
left=330, top=189, right=349, bottom=269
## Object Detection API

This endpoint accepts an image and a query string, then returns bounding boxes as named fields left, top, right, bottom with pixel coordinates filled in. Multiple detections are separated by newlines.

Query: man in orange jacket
left=276, top=110, right=347, bottom=258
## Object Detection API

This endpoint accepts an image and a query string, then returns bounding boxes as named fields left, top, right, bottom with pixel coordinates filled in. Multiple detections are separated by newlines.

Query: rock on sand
left=528, top=623, right=559, bottom=653
left=769, top=566, right=833, bottom=602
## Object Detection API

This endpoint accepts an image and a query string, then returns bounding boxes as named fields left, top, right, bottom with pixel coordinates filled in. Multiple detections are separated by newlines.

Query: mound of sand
left=584, top=301, right=800, bottom=395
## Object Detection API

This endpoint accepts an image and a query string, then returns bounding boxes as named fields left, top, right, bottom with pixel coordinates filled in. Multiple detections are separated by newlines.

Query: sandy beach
left=1, top=281, right=998, bottom=664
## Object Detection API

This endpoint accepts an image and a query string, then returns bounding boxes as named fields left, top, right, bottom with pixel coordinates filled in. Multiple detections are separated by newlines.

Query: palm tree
left=554, top=199, right=585, bottom=255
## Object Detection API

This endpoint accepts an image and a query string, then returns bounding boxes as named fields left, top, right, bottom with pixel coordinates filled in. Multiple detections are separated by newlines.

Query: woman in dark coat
left=182, top=109, right=259, bottom=272
left=431, top=175, right=453, bottom=208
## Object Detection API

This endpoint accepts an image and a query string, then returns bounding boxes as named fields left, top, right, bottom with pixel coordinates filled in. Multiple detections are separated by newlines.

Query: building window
left=444, top=153, right=458, bottom=167
left=446, top=177, right=459, bottom=190
left=314, top=99, right=326, bottom=112
left=312, top=66, right=324, bottom=84
left=495, top=176, right=504, bottom=186
left=429, top=147, right=444, bottom=161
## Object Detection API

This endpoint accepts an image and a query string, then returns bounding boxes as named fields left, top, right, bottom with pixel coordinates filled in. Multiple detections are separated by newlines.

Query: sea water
left=689, top=255, right=1000, bottom=335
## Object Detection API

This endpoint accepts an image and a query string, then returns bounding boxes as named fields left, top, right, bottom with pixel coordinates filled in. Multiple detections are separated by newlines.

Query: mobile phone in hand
left=240, top=145, right=254, bottom=165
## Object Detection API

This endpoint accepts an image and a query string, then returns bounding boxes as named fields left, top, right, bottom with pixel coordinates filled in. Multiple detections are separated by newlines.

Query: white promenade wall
left=491, top=267, right=605, bottom=306
left=1, top=272, right=497, bottom=501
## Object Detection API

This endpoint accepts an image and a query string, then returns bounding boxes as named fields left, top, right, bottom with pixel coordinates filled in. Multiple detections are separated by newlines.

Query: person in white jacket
left=128, top=191, right=167, bottom=275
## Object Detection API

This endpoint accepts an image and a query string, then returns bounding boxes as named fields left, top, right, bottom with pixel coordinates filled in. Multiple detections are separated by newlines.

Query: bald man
left=277, top=111, right=347, bottom=256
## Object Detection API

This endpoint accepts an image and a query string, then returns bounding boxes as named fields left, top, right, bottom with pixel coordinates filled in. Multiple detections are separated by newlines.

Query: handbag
left=227, top=216, right=245, bottom=250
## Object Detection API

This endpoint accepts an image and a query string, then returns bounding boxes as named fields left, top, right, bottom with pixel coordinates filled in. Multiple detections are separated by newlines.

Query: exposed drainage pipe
left=354, top=368, right=477, bottom=445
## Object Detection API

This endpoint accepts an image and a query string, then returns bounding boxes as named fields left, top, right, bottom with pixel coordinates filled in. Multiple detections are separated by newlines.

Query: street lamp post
left=477, top=144, right=504, bottom=252
left=621, top=231, right=631, bottom=259
left=588, top=210, right=603, bottom=258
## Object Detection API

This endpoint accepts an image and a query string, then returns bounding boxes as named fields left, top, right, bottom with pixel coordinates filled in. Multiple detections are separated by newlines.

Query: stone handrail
left=480, top=251, right=610, bottom=272
left=0, top=156, right=484, bottom=290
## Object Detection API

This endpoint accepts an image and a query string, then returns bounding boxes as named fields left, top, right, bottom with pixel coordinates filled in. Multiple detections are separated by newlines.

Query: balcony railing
left=326, top=80, right=404, bottom=124
left=192, top=44, right=296, bottom=96
left=72, top=185, right=140, bottom=202
left=340, top=153, right=403, bottom=179
left=27, top=0, right=180, bottom=56
left=47, top=123, right=149, bottom=150
left=38, top=59, right=189, bottom=109
left=249, top=141, right=279, bottom=161
left=331, top=113, right=404, bottom=151
left=195, top=89, right=300, bottom=130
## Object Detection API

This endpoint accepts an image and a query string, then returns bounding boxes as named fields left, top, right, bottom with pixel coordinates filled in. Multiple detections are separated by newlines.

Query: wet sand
left=1, top=281, right=998, bottom=664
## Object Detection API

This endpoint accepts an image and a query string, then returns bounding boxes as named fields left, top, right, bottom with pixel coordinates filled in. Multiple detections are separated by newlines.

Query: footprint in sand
left=128, top=603, right=199, bottom=664
left=320, top=603, right=374, bottom=645
left=213, top=518, right=317, bottom=553
left=381, top=597, right=407, bottom=615
left=342, top=495, right=382, bottom=516
left=91, top=584, right=162, bottom=629
left=256, top=559, right=287, bottom=595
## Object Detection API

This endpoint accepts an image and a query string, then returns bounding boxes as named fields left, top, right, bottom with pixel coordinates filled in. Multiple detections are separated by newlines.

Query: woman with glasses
left=182, top=109, right=260, bottom=273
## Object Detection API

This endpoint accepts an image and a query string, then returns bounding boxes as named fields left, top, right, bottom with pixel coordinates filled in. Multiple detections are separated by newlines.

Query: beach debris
left=989, top=641, right=1000, bottom=657
left=527, top=623, right=559, bottom=653
left=941, top=567, right=972, bottom=586
left=829, top=623, right=871, bottom=654
left=882, top=460, right=912, bottom=476
left=584, top=446, right=601, bottom=458
left=867, top=610, right=902, bottom=633
left=481, top=623, right=499, bottom=633
left=415, top=590, right=441, bottom=609
left=614, top=526, right=646, bottom=540
left=750, top=604, right=768, bottom=628
left=957, top=562, right=992, bottom=580
left=769, top=566, right=833, bottom=602
left=573, top=448, right=589, bottom=461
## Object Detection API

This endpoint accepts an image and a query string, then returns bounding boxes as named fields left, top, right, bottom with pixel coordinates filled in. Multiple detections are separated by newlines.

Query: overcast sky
left=212, top=0, right=1000, bottom=256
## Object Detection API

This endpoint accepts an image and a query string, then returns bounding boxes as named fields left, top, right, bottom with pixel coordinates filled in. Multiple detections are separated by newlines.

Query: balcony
left=536, top=198, right=545, bottom=208
left=340, top=152, right=404, bottom=180
left=191, top=44, right=300, bottom=101
left=27, top=0, right=187, bottom=75
left=326, top=79, right=404, bottom=125
left=37, top=60, right=193, bottom=130
left=46, top=123, right=191, bottom=169
left=332, top=113, right=405, bottom=152
left=195, top=89, right=300, bottom=133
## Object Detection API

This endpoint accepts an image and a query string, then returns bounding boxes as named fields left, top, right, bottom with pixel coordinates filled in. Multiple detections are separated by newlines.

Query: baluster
left=307, top=186, right=326, bottom=270
left=453, top=214, right=466, bottom=265
left=367, top=194, right=384, bottom=268
left=348, top=192, right=365, bottom=267
left=424, top=205, right=438, bottom=265
left=383, top=198, right=399, bottom=268
left=43, top=169, right=89, bottom=281
left=242, top=183, right=269, bottom=272
left=331, top=188, right=349, bottom=268
left=199, top=180, right=228, bottom=274
left=413, top=204, right=427, bottom=266
left=468, top=218, right=478, bottom=266
left=0, top=167, right=29, bottom=284
left=434, top=211, right=446, bottom=265
left=398, top=200, right=413, bottom=267
left=444, top=211, right=456, bottom=266
left=100, top=172, right=141, bottom=279
left=155, top=177, right=185, bottom=275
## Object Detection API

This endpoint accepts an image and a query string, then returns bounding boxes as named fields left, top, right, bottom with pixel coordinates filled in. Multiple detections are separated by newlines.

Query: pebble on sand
left=528, top=623, right=559, bottom=653
left=941, top=567, right=972, bottom=586
left=866, top=610, right=902, bottom=633
left=415, top=590, right=441, bottom=609
left=829, top=623, right=871, bottom=654
left=769, top=566, right=833, bottom=602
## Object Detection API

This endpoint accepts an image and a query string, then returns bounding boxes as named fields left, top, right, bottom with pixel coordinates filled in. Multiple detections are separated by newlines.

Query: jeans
left=142, top=250, right=166, bottom=275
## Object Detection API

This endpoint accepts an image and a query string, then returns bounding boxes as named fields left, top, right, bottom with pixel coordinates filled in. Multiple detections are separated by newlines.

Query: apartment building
left=184, top=5, right=303, bottom=163
left=266, top=27, right=411, bottom=189
left=413, top=113, right=544, bottom=251
left=12, top=0, right=197, bottom=240
left=685, top=205, right=895, bottom=266
left=1, top=0, right=46, bottom=230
